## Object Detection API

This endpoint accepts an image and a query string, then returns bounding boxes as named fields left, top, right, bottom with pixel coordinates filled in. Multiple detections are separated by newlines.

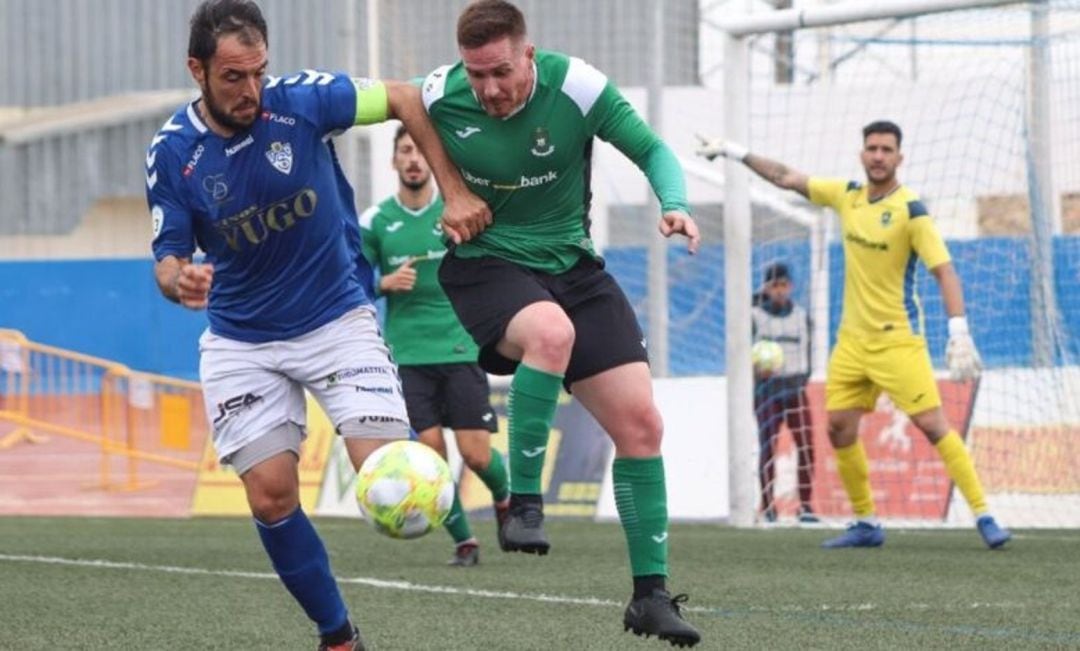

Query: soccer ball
left=355, top=440, right=454, bottom=540
left=751, top=340, right=784, bottom=374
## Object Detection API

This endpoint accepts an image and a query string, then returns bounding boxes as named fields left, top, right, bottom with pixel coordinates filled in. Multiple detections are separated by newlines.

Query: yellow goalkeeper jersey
left=808, top=177, right=951, bottom=338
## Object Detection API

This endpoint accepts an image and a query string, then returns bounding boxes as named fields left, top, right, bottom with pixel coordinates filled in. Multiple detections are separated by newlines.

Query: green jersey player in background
left=360, top=126, right=510, bottom=568
left=421, top=1, right=701, bottom=646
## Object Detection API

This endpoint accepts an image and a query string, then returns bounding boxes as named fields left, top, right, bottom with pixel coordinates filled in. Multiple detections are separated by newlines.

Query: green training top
left=422, top=49, right=689, bottom=274
left=360, top=194, right=479, bottom=365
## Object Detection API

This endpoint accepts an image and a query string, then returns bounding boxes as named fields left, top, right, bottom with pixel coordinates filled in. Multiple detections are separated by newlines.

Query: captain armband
left=351, top=78, right=389, bottom=125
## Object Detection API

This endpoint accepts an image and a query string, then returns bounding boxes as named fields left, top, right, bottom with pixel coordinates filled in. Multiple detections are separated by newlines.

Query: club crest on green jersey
left=530, top=127, right=555, bottom=157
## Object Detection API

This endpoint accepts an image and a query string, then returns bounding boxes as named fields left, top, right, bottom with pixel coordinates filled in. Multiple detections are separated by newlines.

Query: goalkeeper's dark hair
left=457, top=0, right=527, bottom=49
left=189, top=0, right=268, bottom=64
left=862, top=120, right=902, bottom=147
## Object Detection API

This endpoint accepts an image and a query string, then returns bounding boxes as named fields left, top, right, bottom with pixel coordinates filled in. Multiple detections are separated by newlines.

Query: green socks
left=474, top=449, right=510, bottom=503
left=443, top=485, right=473, bottom=544
left=507, top=364, right=563, bottom=495
left=613, top=456, right=669, bottom=578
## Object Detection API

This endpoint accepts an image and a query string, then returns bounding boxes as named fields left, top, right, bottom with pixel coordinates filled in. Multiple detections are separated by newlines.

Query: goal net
left=718, top=0, right=1080, bottom=528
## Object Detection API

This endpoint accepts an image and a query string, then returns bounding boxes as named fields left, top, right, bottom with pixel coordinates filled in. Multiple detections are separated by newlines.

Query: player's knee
left=527, top=319, right=575, bottom=364
left=827, top=415, right=858, bottom=447
left=514, top=302, right=573, bottom=351
left=615, top=403, right=664, bottom=455
left=249, top=485, right=300, bottom=523
left=460, top=445, right=492, bottom=471
left=912, top=412, right=949, bottom=443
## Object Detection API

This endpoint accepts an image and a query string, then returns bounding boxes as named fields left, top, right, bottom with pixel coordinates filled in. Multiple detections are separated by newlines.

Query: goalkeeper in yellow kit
left=698, top=120, right=1011, bottom=549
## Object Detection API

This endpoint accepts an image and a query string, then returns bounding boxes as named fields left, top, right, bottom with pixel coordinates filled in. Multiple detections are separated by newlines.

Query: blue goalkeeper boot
left=976, top=515, right=1011, bottom=549
left=821, top=521, right=885, bottom=549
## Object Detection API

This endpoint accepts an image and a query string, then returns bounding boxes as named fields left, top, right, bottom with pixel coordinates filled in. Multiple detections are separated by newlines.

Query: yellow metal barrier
left=0, top=329, right=206, bottom=492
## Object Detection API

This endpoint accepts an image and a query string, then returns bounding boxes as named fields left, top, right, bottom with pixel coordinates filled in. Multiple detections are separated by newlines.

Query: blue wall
left=606, top=235, right=1080, bottom=374
left=3, top=237, right=1078, bottom=379
left=0, top=259, right=208, bottom=380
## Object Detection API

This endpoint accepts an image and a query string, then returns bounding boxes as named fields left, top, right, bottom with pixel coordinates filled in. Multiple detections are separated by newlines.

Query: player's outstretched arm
left=154, top=255, right=213, bottom=310
left=384, top=82, right=491, bottom=244
left=695, top=134, right=810, bottom=198
left=931, top=262, right=983, bottom=380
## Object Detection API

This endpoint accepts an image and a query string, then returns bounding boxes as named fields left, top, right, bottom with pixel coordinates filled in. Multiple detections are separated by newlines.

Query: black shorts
left=398, top=362, right=498, bottom=433
left=438, top=254, right=648, bottom=390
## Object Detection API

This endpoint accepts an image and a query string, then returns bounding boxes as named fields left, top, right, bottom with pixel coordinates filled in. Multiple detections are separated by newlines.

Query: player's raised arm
left=384, top=81, right=491, bottom=244
left=696, top=134, right=810, bottom=198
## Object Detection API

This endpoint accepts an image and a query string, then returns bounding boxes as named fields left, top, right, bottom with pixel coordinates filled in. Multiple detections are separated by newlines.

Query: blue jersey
left=146, top=70, right=385, bottom=343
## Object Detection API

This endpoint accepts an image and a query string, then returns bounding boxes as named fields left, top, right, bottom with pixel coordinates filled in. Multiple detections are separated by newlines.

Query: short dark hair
left=862, top=120, right=902, bottom=147
left=188, top=0, right=268, bottom=63
left=393, top=125, right=410, bottom=151
left=457, top=0, right=527, bottom=49
left=763, top=262, right=791, bottom=284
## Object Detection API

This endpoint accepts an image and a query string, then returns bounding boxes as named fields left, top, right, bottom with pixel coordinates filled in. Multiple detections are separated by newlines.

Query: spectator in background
left=751, top=262, right=817, bottom=524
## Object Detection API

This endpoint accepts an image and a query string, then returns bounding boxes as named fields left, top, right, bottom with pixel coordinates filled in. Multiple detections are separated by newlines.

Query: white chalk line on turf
left=0, top=553, right=1050, bottom=616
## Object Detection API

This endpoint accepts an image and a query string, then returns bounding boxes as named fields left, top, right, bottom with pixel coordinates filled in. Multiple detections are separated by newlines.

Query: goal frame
left=718, top=0, right=1024, bottom=527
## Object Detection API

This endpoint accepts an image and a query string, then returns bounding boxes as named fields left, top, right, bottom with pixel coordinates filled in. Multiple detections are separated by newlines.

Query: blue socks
left=255, top=507, right=348, bottom=636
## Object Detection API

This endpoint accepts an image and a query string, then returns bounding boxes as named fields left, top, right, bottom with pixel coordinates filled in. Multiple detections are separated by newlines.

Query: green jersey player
left=360, top=126, right=510, bottom=568
left=422, top=1, right=700, bottom=646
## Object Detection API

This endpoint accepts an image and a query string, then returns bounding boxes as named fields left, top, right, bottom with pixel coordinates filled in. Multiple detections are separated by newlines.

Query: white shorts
left=199, top=306, right=409, bottom=463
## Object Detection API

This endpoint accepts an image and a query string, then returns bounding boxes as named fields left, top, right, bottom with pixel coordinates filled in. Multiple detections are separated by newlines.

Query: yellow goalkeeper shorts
left=825, top=333, right=941, bottom=415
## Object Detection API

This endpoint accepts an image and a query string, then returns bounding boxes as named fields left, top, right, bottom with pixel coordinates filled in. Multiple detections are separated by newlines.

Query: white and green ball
left=355, top=440, right=454, bottom=540
left=751, top=340, right=785, bottom=374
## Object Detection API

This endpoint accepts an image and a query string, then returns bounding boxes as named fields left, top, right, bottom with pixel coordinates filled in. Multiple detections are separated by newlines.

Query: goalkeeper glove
left=946, top=316, right=982, bottom=381
left=695, top=133, right=749, bottom=162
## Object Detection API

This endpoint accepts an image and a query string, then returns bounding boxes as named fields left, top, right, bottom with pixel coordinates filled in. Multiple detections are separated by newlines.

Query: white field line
left=0, top=553, right=1050, bottom=615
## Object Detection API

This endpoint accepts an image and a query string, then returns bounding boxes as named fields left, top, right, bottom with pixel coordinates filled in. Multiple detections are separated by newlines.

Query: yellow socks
left=835, top=432, right=987, bottom=520
left=935, top=430, right=988, bottom=515
left=835, top=440, right=875, bottom=519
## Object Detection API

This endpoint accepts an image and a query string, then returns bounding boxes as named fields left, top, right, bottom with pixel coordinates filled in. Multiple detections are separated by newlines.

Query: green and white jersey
left=422, top=50, right=689, bottom=274
left=359, top=194, right=478, bottom=365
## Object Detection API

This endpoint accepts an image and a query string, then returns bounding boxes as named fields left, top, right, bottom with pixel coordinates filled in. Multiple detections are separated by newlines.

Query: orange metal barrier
left=0, top=329, right=206, bottom=493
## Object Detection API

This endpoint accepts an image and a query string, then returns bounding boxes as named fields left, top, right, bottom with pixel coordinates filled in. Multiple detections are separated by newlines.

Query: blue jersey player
left=146, top=2, right=489, bottom=649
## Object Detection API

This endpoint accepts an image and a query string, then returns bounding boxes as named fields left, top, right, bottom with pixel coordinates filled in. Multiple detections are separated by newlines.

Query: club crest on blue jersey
left=266, top=141, right=294, bottom=175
